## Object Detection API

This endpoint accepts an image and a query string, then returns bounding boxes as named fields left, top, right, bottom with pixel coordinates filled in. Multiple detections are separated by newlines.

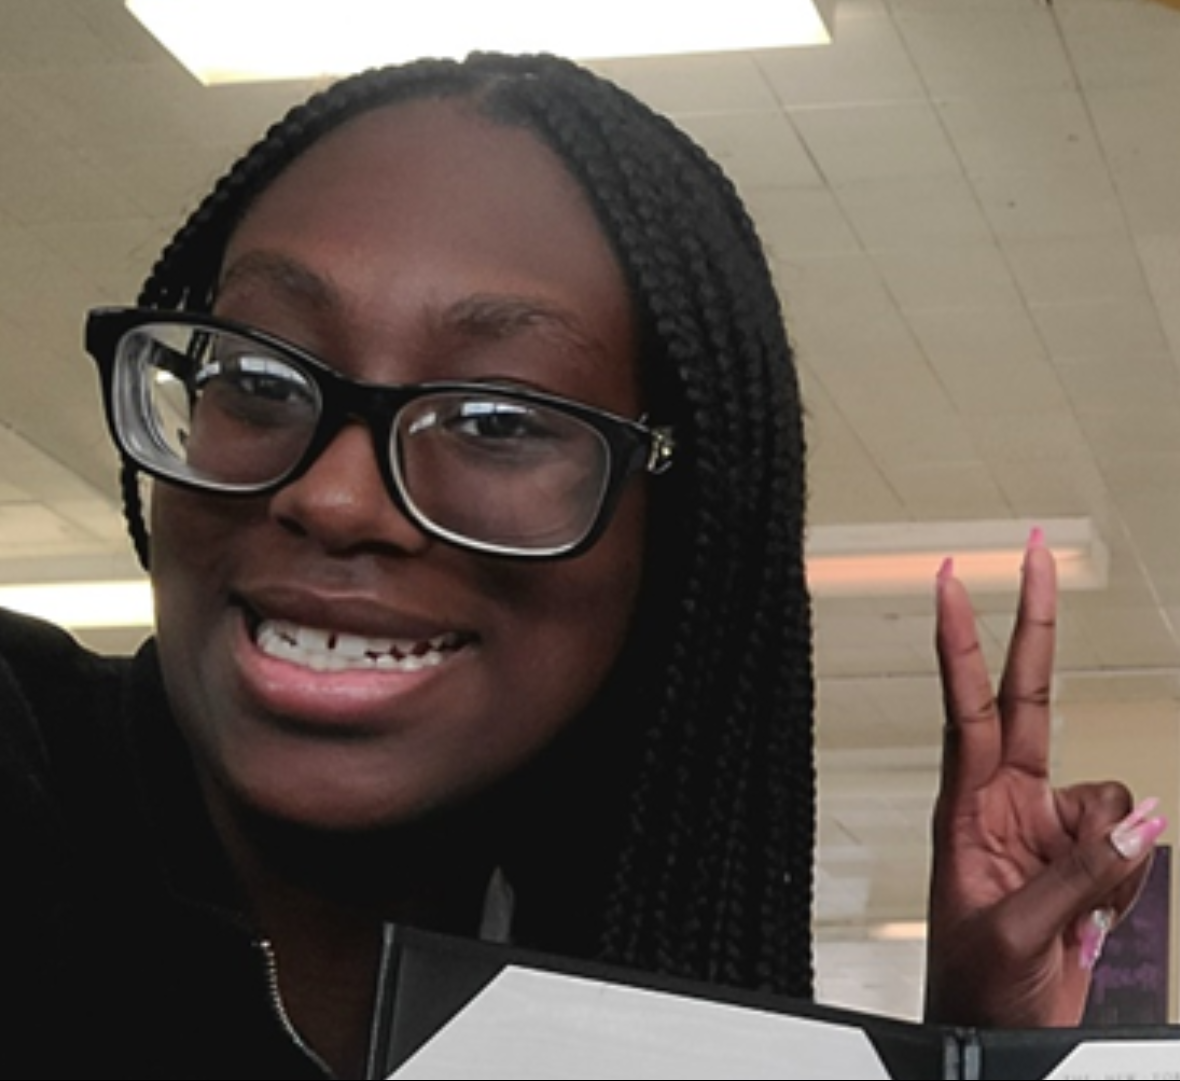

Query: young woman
left=0, top=52, right=1159, bottom=1079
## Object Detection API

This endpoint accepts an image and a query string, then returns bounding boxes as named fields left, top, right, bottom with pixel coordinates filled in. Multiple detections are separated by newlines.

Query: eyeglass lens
left=113, top=322, right=613, bottom=552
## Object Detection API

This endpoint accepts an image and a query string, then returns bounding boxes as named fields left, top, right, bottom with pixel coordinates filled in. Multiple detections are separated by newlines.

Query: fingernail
left=1109, top=797, right=1167, bottom=860
left=1028, top=526, right=1045, bottom=550
left=1079, top=906, right=1114, bottom=971
left=937, top=556, right=954, bottom=584
left=1079, top=907, right=1113, bottom=970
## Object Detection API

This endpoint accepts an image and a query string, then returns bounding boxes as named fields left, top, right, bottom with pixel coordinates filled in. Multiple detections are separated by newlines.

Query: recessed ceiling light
left=126, top=0, right=835, bottom=85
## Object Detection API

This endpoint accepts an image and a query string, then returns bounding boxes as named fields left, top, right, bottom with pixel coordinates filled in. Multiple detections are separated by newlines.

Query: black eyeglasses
left=84, top=307, right=674, bottom=559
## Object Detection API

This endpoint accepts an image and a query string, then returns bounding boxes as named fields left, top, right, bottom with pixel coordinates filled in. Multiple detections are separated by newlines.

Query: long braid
left=120, top=53, right=815, bottom=998
left=516, top=79, right=734, bottom=979
left=508, top=73, right=732, bottom=977
left=481, top=59, right=814, bottom=994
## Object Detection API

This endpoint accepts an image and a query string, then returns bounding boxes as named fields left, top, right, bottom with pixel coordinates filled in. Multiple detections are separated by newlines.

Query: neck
left=204, top=789, right=500, bottom=1079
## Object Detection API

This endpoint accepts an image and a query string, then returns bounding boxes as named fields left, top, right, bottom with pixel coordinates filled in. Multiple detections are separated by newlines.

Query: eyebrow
left=218, top=251, right=340, bottom=312
left=437, top=294, right=605, bottom=356
left=215, top=247, right=613, bottom=372
left=218, top=250, right=606, bottom=357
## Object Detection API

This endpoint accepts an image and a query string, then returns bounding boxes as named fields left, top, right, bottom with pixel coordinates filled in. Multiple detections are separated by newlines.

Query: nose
left=267, top=421, right=431, bottom=555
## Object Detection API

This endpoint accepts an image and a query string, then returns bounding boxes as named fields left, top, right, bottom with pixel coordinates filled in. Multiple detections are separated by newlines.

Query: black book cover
left=964, top=1024, right=1180, bottom=1079
left=365, top=924, right=954, bottom=1079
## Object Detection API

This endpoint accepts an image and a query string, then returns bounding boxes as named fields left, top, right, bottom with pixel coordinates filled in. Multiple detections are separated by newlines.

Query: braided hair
left=126, top=52, right=815, bottom=999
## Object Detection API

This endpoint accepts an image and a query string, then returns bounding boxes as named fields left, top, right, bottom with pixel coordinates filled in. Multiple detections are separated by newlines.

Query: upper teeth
left=256, top=620, right=463, bottom=672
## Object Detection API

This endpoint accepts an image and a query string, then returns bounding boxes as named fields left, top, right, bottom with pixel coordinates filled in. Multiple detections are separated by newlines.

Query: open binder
left=365, top=924, right=1180, bottom=1080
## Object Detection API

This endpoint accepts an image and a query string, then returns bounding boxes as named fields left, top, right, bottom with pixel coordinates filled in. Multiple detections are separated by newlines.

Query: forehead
left=221, top=98, right=632, bottom=331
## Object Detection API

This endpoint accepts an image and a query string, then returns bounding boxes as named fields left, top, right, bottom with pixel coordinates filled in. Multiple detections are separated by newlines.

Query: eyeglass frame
left=84, top=306, right=675, bottom=560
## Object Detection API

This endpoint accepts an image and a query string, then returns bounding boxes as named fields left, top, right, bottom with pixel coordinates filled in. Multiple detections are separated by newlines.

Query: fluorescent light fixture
left=867, top=920, right=927, bottom=943
left=0, top=580, right=153, bottom=630
left=0, top=517, right=1103, bottom=628
left=806, top=517, right=1108, bottom=598
left=126, top=0, right=835, bottom=85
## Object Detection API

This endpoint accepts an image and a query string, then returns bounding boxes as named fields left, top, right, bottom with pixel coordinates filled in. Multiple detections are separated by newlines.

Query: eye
left=445, top=400, right=554, bottom=442
left=193, top=354, right=318, bottom=429
left=196, top=355, right=312, bottom=402
left=400, top=392, right=599, bottom=476
left=406, top=399, right=576, bottom=466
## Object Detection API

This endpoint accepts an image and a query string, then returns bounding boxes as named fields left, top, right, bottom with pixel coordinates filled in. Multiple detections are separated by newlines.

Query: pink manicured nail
left=1109, top=797, right=1167, bottom=860
left=937, top=556, right=954, bottom=583
left=1079, top=906, right=1114, bottom=971
left=1021, top=527, right=1045, bottom=574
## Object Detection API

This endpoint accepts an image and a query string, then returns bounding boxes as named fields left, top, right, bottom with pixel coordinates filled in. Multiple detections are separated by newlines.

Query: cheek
left=150, top=487, right=205, bottom=603
left=147, top=487, right=258, bottom=633
left=481, top=484, right=647, bottom=721
left=146, top=490, right=243, bottom=770
left=149, top=485, right=260, bottom=567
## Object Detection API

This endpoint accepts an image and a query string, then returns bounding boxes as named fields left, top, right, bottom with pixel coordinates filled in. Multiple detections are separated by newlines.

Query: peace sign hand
left=922, top=531, right=1165, bottom=1027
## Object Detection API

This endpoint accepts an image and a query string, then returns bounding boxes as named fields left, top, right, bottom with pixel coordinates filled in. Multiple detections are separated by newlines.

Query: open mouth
left=254, top=618, right=471, bottom=672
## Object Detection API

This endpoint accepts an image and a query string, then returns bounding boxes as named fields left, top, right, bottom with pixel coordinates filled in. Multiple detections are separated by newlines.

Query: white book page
left=387, top=965, right=895, bottom=1079
left=1045, top=1039, right=1180, bottom=1078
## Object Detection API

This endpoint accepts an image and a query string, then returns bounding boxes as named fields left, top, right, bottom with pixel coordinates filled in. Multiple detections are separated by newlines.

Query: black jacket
left=0, top=608, right=330, bottom=1079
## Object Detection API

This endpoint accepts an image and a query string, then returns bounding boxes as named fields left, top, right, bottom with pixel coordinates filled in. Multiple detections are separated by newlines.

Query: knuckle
left=1093, top=780, right=1134, bottom=818
left=947, top=693, right=997, bottom=728
left=1062, top=779, right=1134, bottom=823
left=998, top=681, right=1052, bottom=711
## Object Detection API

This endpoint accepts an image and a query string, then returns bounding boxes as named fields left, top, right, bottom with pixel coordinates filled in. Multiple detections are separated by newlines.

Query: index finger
left=995, top=534, right=1057, bottom=775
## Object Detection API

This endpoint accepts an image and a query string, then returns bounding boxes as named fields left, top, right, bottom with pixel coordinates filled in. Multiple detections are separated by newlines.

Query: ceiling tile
left=790, top=101, right=959, bottom=186
left=894, top=3, right=1073, bottom=96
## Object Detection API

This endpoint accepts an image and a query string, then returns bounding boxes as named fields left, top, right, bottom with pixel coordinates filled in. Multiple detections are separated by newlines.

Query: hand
left=923, top=530, right=1165, bottom=1028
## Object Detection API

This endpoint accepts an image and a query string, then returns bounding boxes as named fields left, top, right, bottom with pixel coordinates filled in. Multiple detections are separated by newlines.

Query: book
left=365, top=924, right=1180, bottom=1080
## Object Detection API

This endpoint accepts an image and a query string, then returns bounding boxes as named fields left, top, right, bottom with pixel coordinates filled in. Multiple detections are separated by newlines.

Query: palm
left=949, top=770, right=1064, bottom=903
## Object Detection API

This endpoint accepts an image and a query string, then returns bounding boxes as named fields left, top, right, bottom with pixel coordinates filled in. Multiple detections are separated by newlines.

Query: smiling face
left=148, top=98, right=646, bottom=834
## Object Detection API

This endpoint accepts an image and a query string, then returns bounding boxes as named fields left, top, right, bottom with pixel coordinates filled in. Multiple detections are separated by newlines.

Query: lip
left=240, top=582, right=469, bottom=642
left=228, top=584, right=478, bottom=730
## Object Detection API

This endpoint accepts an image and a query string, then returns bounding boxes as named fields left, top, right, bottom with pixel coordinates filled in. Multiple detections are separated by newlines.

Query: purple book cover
left=1083, top=844, right=1172, bottom=1026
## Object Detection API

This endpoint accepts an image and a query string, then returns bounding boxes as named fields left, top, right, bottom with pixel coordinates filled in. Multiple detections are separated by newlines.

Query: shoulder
left=0, top=603, right=124, bottom=669
left=0, top=606, right=131, bottom=730
left=0, top=608, right=166, bottom=907
left=0, top=607, right=150, bottom=809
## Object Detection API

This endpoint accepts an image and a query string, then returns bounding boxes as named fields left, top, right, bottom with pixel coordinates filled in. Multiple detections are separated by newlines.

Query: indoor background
left=2, top=0, right=1179, bottom=1022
